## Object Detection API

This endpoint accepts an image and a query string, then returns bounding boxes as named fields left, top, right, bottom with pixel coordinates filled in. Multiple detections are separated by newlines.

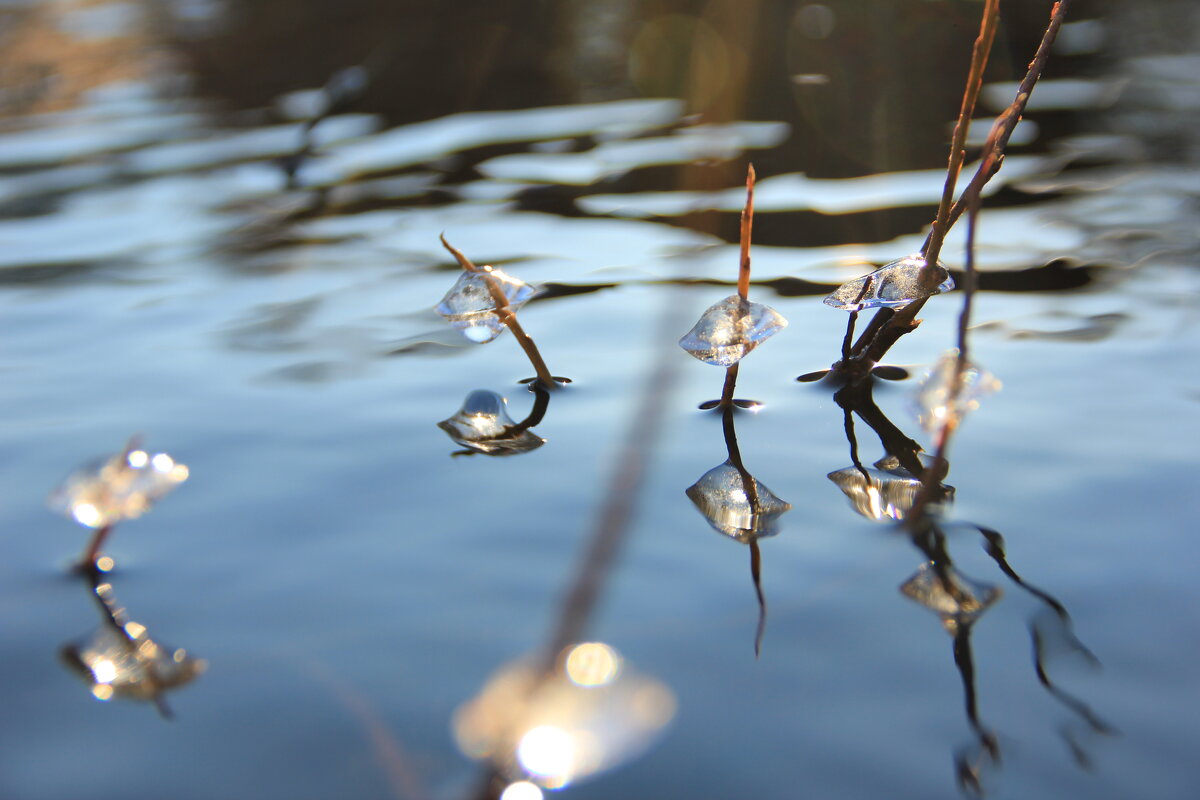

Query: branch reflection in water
left=679, top=166, right=786, bottom=412
left=685, top=373, right=790, bottom=658
left=829, top=380, right=954, bottom=523
left=822, top=368, right=1112, bottom=793
left=446, top=212, right=685, bottom=798
left=454, top=642, right=675, bottom=794
left=60, top=566, right=205, bottom=720
left=439, top=385, right=551, bottom=457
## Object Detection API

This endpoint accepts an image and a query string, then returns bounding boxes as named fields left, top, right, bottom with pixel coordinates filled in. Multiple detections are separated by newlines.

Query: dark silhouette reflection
left=438, top=385, right=551, bottom=457
left=686, top=372, right=789, bottom=657
left=60, top=567, right=205, bottom=719
left=977, top=526, right=1117, bottom=764
left=900, top=558, right=1002, bottom=793
left=828, top=380, right=1111, bottom=794
left=829, top=380, right=953, bottom=522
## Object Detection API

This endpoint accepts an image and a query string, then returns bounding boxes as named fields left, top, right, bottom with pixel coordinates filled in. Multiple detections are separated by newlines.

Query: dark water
left=1, top=1, right=1198, bottom=798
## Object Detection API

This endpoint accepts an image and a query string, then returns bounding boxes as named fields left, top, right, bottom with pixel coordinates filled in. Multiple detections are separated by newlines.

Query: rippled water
left=2, top=1, right=1198, bottom=798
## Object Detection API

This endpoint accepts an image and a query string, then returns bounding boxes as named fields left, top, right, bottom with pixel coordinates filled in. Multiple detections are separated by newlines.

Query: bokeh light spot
left=564, top=642, right=621, bottom=687
left=500, top=781, right=544, bottom=800
left=517, top=725, right=576, bottom=788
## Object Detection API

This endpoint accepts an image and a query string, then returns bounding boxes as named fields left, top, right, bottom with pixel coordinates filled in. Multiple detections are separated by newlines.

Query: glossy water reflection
left=454, top=644, right=675, bottom=792
left=823, top=370, right=1114, bottom=795
left=60, top=569, right=205, bottom=718
left=1, top=1, right=1196, bottom=799
left=438, top=388, right=550, bottom=457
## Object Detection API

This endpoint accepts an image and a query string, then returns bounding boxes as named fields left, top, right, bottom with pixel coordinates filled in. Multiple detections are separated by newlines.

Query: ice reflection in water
left=823, top=255, right=955, bottom=311
left=438, top=389, right=547, bottom=456
left=61, top=577, right=204, bottom=717
left=828, top=454, right=954, bottom=522
left=912, top=351, right=1002, bottom=433
left=686, top=462, right=790, bottom=542
left=453, top=643, right=675, bottom=790
left=900, top=563, right=1001, bottom=634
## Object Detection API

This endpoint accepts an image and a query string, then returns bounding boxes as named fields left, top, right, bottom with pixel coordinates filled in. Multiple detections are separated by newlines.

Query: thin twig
left=80, top=524, right=114, bottom=569
left=439, top=235, right=559, bottom=390
left=719, top=363, right=741, bottom=408
left=721, top=164, right=757, bottom=409
left=947, top=0, right=1073, bottom=231
left=845, top=0, right=1071, bottom=373
left=925, top=0, right=1001, bottom=272
left=737, top=164, right=755, bottom=301
left=841, top=276, right=876, bottom=361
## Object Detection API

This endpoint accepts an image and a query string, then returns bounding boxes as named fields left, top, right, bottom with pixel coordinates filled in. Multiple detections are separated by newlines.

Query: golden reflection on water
left=61, top=571, right=205, bottom=715
left=498, top=781, right=543, bottom=800
left=564, top=642, right=621, bottom=688
left=516, top=725, right=577, bottom=789
left=453, top=642, right=674, bottom=790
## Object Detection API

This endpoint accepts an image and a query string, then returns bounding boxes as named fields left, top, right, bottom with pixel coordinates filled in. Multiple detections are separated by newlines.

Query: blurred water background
left=1, top=1, right=1198, bottom=798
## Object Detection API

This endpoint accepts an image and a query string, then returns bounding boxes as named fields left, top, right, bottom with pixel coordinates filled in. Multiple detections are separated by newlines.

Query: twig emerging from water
left=79, top=524, right=114, bottom=572
left=439, top=234, right=561, bottom=391
left=926, top=0, right=1001, bottom=272
left=716, top=165, right=758, bottom=409
left=844, top=0, right=1071, bottom=375
left=737, top=165, right=755, bottom=302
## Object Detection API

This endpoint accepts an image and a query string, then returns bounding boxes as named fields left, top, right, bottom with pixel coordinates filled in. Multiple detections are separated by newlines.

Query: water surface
left=1, top=1, right=1198, bottom=799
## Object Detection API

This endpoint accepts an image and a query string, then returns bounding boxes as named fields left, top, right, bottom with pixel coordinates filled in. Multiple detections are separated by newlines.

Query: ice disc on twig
left=901, top=563, right=1001, bottom=634
left=436, top=268, right=539, bottom=343
left=912, top=350, right=1001, bottom=432
left=453, top=643, right=676, bottom=790
left=438, top=390, right=545, bottom=456
left=679, top=294, right=787, bottom=367
left=823, top=255, right=954, bottom=311
left=686, top=461, right=791, bottom=542
left=49, top=442, right=189, bottom=529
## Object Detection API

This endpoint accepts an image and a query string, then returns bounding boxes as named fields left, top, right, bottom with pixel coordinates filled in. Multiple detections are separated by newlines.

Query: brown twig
left=843, top=0, right=1070, bottom=375
left=717, top=165, right=758, bottom=409
left=719, top=362, right=741, bottom=407
left=926, top=0, right=1002, bottom=273
left=80, top=524, right=114, bottom=570
left=737, top=164, right=755, bottom=301
left=439, top=234, right=560, bottom=390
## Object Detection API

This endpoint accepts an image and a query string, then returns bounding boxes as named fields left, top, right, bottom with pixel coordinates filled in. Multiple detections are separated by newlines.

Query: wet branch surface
left=837, top=0, right=1073, bottom=379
